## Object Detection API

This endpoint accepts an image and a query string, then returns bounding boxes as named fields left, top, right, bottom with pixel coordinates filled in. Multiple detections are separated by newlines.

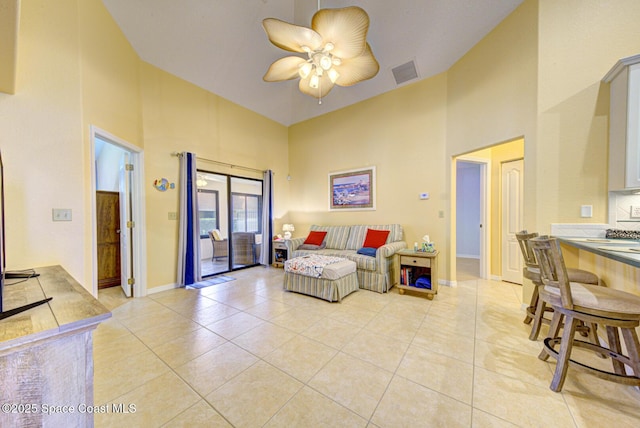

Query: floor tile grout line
left=181, top=298, right=371, bottom=425
left=103, top=286, right=270, bottom=419
left=131, top=287, right=296, bottom=426
left=470, top=278, right=479, bottom=413
left=366, top=319, right=426, bottom=425
left=231, top=287, right=394, bottom=424
left=98, top=266, right=613, bottom=426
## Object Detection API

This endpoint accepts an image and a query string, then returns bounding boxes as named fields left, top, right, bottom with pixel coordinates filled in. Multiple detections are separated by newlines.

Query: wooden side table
left=396, top=249, right=439, bottom=299
left=272, top=239, right=291, bottom=267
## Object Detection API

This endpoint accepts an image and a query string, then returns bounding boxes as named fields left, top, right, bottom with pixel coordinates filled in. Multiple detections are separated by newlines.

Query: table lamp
left=282, top=224, right=295, bottom=240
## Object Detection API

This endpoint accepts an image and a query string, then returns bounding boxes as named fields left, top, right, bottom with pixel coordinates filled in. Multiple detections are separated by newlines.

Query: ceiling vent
left=392, top=60, right=419, bottom=85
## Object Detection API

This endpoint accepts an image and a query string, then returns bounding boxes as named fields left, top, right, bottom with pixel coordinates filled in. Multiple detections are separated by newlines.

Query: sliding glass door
left=230, top=177, right=263, bottom=269
left=197, top=171, right=263, bottom=276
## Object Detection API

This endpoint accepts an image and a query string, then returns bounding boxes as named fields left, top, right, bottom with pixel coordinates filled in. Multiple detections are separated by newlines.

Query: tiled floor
left=95, top=267, right=640, bottom=427
left=456, top=257, right=479, bottom=282
left=201, top=257, right=259, bottom=276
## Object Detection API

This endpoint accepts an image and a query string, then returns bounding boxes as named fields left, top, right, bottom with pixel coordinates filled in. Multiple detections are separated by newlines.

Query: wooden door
left=97, top=191, right=121, bottom=288
left=501, top=159, right=524, bottom=284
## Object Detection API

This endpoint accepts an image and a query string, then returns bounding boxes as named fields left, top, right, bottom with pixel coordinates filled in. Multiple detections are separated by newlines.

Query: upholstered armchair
left=208, top=230, right=228, bottom=261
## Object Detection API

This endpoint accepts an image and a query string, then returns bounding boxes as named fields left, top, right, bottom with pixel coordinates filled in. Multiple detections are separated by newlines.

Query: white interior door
left=501, top=159, right=524, bottom=284
left=119, top=152, right=133, bottom=297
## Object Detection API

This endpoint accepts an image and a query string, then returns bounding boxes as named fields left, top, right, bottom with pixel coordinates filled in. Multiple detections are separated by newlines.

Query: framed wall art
left=329, top=166, right=376, bottom=211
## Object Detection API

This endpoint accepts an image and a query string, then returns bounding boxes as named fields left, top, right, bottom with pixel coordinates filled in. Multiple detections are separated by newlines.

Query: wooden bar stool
left=530, top=236, right=640, bottom=392
left=516, top=231, right=599, bottom=340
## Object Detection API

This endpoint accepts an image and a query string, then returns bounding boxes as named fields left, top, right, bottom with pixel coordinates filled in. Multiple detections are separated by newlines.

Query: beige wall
left=0, top=0, right=287, bottom=293
left=0, top=0, right=86, bottom=282
left=288, top=0, right=640, bottom=284
left=78, top=0, right=143, bottom=289
left=536, top=0, right=640, bottom=295
left=535, top=0, right=640, bottom=231
left=288, top=73, right=448, bottom=269
left=140, top=63, right=288, bottom=290
left=5, top=0, right=640, bottom=291
left=287, top=0, right=539, bottom=283
left=0, top=0, right=19, bottom=94
left=446, top=0, right=538, bottom=282
left=0, top=0, right=143, bottom=289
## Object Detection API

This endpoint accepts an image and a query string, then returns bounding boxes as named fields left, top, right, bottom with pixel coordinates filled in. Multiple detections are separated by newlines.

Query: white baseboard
left=491, top=275, right=501, bottom=281
left=438, top=279, right=456, bottom=287
left=147, top=282, right=180, bottom=295
left=456, top=254, right=480, bottom=259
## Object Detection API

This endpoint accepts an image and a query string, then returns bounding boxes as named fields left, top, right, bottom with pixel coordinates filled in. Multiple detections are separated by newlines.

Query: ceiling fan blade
left=312, top=6, right=369, bottom=59
left=299, top=74, right=335, bottom=99
left=262, top=18, right=323, bottom=53
left=334, top=43, right=379, bottom=86
left=263, top=56, right=306, bottom=82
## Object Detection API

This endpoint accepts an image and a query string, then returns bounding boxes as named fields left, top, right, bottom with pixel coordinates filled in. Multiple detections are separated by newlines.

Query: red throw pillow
left=363, top=229, right=390, bottom=249
left=303, top=231, right=327, bottom=246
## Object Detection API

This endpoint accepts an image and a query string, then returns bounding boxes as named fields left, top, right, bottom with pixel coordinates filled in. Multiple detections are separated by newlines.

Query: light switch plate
left=52, top=208, right=72, bottom=221
left=580, top=205, right=593, bottom=218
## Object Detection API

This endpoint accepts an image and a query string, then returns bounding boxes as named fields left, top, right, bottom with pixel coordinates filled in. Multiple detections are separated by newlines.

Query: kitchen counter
left=556, top=237, right=640, bottom=268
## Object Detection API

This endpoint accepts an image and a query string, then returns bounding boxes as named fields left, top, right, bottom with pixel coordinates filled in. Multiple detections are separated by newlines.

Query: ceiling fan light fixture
left=309, top=74, right=320, bottom=89
left=299, top=62, right=313, bottom=79
left=196, top=176, right=207, bottom=187
left=262, top=6, right=379, bottom=101
left=319, top=54, right=333, bottom=70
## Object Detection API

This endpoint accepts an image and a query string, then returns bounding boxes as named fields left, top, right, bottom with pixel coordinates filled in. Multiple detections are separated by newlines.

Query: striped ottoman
left=283, top=256, right=358, bottom=302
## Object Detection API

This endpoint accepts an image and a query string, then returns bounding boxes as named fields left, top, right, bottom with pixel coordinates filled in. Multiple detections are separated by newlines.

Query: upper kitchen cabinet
left=604, top=54, right=640, bottom=190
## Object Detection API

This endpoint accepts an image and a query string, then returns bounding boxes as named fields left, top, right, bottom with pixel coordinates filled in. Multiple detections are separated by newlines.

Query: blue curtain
left=177, top=152, right=202, bottom=285
left=260, top=170, right=274, bottom=265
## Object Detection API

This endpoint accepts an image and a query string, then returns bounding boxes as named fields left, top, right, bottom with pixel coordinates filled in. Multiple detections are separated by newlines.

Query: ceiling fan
left=262, top=5, right=379, bottom=103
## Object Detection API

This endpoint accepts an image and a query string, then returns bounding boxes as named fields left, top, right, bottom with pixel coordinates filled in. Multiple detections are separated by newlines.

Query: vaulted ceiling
left=102, top=0, right=523, bottom=126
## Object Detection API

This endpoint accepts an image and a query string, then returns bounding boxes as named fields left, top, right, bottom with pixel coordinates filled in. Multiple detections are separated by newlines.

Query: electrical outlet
left=52, top=208, right=72, bottom=221
left=631, top=206, right=640, bottom=218
left=168, top=212, right=178, bottom=220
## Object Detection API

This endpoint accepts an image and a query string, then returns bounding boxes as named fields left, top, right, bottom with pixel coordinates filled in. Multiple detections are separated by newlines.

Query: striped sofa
left=289, top=224, right=407, bottom=293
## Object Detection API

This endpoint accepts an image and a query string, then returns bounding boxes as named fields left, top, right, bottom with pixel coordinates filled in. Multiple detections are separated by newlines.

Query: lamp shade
left=282, top=224, right=295, bottom=240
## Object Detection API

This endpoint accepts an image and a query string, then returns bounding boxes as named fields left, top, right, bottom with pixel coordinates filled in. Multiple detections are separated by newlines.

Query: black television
left=0, top=150, right=51, bottom=321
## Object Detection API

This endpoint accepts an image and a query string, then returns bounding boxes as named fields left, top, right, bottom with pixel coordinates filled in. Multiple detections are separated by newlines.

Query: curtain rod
left=171, top=152, right=267, bottom=174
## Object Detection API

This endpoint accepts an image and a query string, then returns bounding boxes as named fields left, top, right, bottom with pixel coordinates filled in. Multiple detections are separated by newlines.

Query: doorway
left=453, top=138, right=525, bottom=284
left=90, top=126, right=146, bottom=298
left=96, top=191, right=121, bottom=289
left=197, top=171, right=264, bottom=277
left=455, top=157, right=490, bottom=280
